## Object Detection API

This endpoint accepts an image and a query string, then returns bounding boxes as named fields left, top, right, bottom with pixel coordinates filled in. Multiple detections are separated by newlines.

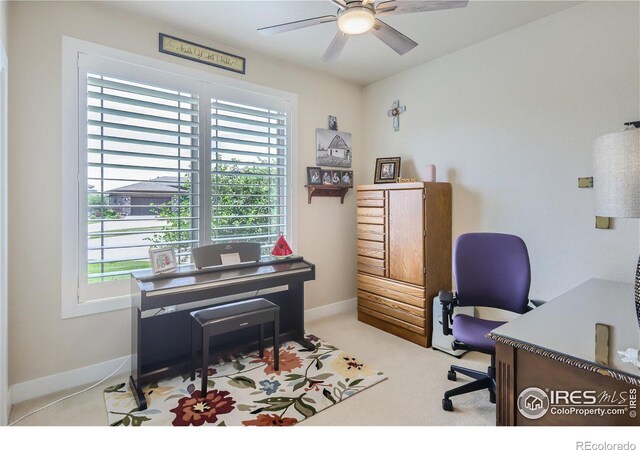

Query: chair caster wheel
left=447, top=370, right=457, bottom=381
left=490, top=392, right=496, bottom=404
left=442, top=398, right=453, bottom=411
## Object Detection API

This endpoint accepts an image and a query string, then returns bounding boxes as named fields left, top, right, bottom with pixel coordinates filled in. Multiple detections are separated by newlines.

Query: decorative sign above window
left=158, top=33, right=246, bottom=75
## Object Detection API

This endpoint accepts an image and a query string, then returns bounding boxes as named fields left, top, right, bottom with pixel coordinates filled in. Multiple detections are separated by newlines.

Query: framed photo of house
left=149, top=247, right=177, bottom=274
left=341, top=170, right=353, bottom=187
left=307, top=167, right=322, bottom=185
left=316, top=128, right=352, bottom=168
left=374, top=157, right=401, bottom=184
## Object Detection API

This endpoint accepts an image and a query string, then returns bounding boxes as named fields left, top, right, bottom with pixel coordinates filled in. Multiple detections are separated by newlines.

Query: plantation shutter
left=72, top=51, right=295, bottom=308
left=85, top=72, right=200, bottom=285
left=210, top=98, right=289, bottom=255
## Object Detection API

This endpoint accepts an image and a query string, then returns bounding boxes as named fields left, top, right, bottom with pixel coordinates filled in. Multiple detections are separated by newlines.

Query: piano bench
left=189, top=298, right=280, bottom=396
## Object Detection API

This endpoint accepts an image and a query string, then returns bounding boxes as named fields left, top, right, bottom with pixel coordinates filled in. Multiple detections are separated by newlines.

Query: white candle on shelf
left=423, top=164, right=436, bottom=182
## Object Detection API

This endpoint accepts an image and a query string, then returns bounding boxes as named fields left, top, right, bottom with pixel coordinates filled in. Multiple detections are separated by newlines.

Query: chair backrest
left=454, top=233, right=531, bottom=314
left=192, top=242, right=261, bottom=269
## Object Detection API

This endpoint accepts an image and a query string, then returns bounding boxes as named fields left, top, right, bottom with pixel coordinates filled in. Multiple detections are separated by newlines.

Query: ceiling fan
left=257, top=0, right=469, bottom=62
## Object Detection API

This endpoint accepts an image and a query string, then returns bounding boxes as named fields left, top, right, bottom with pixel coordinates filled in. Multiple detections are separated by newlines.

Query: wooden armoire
left=356, top=182, right=452, bottom=347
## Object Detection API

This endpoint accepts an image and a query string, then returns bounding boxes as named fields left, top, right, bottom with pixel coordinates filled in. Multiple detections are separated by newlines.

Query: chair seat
left=452, top=315, right=505, bottom=353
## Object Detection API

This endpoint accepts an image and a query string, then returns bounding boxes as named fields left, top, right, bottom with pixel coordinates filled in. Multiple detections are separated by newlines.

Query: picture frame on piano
left=149, top=247, right=177, bottom=274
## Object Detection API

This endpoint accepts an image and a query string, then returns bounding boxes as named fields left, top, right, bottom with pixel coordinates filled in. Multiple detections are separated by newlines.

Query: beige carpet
left=9, top=311, right=494, bottom=426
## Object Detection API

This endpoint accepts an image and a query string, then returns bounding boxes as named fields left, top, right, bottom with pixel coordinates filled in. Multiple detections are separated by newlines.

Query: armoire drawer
left=357, top=239, right=384, bottom=259
left=357, top=214, right=384, bottom=225
left=357, top=207, right=384, bottom=217
left=356, top=198, right=385, bottom=207
left=357, top=255, right=385, bottom=277
left=357, top=273, right=425, bottom=308
left=356, top=223, right=384, bottom=242
left=358, top=290, right=425, bottom=326
left=356, top=190, right=384, bottom=200
left=358, top=305, right=425, bottom=336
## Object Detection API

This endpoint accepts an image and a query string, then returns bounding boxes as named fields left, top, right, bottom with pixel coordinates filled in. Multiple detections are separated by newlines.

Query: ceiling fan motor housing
left=338, top=4, right=376, bottom=35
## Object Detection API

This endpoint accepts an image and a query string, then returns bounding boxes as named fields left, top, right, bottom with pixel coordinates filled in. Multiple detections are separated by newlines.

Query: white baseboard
left=10, top=356, right=130, bottom=406
left=9, top=298, right=356, bottom=406
left=305, top=297, right=356, bottom=323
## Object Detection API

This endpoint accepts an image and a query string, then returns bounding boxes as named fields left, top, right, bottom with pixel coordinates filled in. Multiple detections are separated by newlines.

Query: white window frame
left=61, top=36, right=298, bottom=319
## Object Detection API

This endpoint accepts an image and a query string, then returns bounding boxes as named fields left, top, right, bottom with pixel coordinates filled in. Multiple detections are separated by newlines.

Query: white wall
left=8, top=1, right=363, bottom=386
left=362, top=1, right=640, bottom=301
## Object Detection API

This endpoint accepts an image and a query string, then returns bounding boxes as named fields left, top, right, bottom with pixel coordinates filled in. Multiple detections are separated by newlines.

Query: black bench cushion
left=191, top=298, right=278, bottom=326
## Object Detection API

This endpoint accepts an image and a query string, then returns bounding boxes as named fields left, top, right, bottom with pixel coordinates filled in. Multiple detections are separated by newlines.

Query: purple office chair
left=440, top=233, right=533, bottom=412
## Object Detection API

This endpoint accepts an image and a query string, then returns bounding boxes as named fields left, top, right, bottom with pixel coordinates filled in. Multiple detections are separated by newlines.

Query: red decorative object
left=271, top=233, right=293, bottom=258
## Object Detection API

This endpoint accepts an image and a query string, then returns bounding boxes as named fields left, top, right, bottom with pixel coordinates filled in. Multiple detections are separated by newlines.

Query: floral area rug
left=104, top=335, right=386, bottom=426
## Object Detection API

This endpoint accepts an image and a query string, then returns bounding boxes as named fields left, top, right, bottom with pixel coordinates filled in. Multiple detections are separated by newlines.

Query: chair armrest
left=439, top=290, right=454, bottom=304
left=439, top=290, right=457, bottom=336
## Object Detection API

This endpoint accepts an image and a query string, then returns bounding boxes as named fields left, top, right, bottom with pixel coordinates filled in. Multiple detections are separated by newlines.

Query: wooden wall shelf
left=305, top=185, right=351, bottom=204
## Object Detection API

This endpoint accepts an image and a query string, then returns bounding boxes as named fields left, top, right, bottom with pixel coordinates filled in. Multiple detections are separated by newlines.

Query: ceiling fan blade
left=370, top=19, right=418, bottom=55
left=330, top=0, right=348, bottom=9
left=361, top=0, right=374, bottom=5
left=376, top=0, right=469, bottom=16
left=322, top=31, right=349, bottom=62
left=258, top=15, right=337, bottom=36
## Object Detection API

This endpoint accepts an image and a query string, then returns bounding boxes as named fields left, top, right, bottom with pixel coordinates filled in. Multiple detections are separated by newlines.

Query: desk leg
left=495, top=342, right=516, bottom=426
left=289, top=282, right=315, bottom=351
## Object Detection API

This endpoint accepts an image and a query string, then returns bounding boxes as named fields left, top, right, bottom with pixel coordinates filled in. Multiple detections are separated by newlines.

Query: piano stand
left=129, top=376, right=147, bottom=411
left=129, top=257, right=315, bottom=411
left=297, top=338, right=316, bottom=351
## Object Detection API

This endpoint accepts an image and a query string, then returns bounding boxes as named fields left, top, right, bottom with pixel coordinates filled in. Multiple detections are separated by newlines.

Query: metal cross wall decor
left=388, top=100, right=406, bottom=132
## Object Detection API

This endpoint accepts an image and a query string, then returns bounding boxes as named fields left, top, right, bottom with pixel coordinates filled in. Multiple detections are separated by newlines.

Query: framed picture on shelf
left=374, top=157, right=401, bottom=184
left=341, top=170, right=353, bottom=187
left=149, top=247, right=177, bottom=274
left=331, top=171, right=341, bottom=185
left=307, top=167, right=322, bottom=185
left=321, top=169, right=333, bottom=185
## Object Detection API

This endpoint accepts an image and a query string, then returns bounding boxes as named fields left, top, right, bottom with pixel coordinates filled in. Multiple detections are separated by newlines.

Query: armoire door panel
left=388, top=189, right=425, bottom=286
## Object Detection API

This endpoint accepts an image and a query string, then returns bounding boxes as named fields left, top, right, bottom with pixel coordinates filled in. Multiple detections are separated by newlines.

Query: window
left=62, top=38, right=296, bottom=317
left=210, top=99, right=287, bottom=254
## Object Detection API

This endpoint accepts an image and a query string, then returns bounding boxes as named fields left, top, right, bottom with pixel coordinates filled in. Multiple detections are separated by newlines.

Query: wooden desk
left=129, top=257, right=315, bottom=410
left=490, top=279, right=640, bottom=426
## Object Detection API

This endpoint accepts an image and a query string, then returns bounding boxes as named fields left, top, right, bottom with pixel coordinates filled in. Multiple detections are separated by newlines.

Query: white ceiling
left=100, top=0, right=580, bottom=85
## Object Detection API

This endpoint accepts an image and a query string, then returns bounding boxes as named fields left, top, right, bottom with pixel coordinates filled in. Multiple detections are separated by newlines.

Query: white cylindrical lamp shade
left=593, top=128, right=640, bottom=218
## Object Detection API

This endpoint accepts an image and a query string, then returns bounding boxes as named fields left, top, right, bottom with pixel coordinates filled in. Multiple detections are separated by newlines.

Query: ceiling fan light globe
left=338, top=7, right=375, bottom=35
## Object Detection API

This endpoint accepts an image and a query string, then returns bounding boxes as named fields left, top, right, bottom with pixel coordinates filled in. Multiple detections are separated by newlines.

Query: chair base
left=442, top=355, right=496, bottom=411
